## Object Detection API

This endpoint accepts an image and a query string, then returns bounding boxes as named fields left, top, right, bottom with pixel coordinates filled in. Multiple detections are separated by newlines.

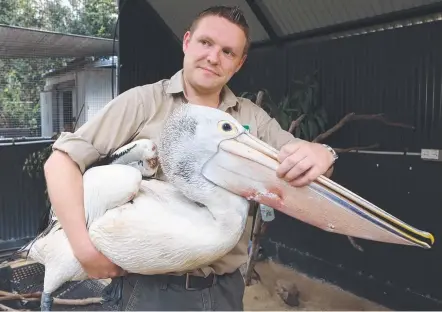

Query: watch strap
left=322, top=144, right=338, bottom=163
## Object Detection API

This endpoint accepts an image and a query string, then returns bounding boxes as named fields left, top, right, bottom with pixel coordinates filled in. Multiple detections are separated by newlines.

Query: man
left=44, top=5, right=336, bottom=311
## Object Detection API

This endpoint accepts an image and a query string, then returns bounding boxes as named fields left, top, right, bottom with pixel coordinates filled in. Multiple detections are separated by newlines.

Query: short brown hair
left=188, top=6, right=251, bottom=55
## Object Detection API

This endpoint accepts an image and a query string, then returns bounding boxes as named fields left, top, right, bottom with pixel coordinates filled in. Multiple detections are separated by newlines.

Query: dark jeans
left=115, top=269, right=245, bottom=311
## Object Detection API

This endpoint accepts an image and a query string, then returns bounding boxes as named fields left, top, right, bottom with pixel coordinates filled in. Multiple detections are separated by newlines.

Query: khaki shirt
left=53, top=69, right=299, bottom=277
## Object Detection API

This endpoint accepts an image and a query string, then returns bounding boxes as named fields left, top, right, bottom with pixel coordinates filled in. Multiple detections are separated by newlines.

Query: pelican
left=20, top=103, right=434, bottom=311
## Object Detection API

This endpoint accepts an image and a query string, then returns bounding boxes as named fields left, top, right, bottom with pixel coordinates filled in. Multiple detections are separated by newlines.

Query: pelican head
left=160, top=103, right=434, bottom=249
left=159, top=103, right=249, bottom=204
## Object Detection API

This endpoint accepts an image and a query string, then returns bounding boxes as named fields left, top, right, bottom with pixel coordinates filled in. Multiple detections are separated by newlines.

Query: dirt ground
left=5, top=214, right=388, bottom=311
left=5, top=258, right=388, bottom=311
left=242, top=260, right=389, bottom=311
left=240, top=212, right=390, bottom=311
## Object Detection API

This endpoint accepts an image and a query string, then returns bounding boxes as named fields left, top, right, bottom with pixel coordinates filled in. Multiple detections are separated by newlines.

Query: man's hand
left=45, top=151, right=127, bottom=280
left=74, top=240, right=127, bottom=279
left=276, top=141, right=335, bottom=187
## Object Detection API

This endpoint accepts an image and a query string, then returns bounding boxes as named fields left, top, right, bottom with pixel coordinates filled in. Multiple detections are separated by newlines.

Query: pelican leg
left=40, top=292, right=53, bottom=311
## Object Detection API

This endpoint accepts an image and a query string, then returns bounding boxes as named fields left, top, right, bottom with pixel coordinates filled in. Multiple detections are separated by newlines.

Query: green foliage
left=0, top=0, right=118, bottom=37
left=0, top=58, right=64, bottom=131
left=0, top=0, right=118, bottom=129
left=23, top=134, right=60, bottom=180
left=241, top=71, right=328, bottom=141
left=69, top=0, right=119, bottom=38
left=0, top=0, right=118, bottom=179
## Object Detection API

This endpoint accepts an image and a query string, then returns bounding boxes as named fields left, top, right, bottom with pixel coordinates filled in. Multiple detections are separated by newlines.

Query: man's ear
left=183, top=31, right=191, bottom=53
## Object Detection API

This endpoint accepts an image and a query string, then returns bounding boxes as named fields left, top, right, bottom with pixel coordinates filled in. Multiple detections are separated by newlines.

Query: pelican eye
left=217, top=121, right=237, bottom=135
left=222, top=123, right=232, bottom=131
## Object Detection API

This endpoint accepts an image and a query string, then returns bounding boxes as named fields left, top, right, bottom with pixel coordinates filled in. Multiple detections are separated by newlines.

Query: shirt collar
left=166, top=69, right=239, bottom=111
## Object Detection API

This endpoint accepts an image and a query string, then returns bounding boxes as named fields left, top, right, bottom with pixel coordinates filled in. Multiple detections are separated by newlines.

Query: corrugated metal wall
left=261, top=152, right=442, bottom=310
left=118, top=0, right=183, bottom=92
left=0, top=142, right=50, bottom=253
left=287, top=21, right=442, bottom=152
left=231, top=20, right=442, bottom=152
left=230, top=20, right=442, bottom=310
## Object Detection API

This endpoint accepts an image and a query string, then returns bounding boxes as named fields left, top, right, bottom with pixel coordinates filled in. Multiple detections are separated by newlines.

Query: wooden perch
left=0, top=290, right=43, bottom=300
left=22, top=297, right=102, bottom=306
left=0, top=290, right=102, bottom=307
left=245, top=204, right=264, bottom=286
left=313, top=112, right=415, bottom=143
left=244, top=90, right=266, bottom=286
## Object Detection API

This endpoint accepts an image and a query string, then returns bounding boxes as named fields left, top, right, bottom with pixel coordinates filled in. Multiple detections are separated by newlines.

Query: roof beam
left=245, top=0, right=281, bottom=46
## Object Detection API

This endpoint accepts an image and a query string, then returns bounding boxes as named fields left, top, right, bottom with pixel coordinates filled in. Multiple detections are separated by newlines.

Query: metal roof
left=147, top=0, right=270, bottom=42
left=0, top=24, right=118, bottom=59
left=146, top=0, right=442, bottom=46
left=259, top=0, right=442, bottom=35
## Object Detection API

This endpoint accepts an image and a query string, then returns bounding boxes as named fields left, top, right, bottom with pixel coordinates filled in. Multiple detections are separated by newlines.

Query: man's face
left=182, top=15, right=248, bottom=94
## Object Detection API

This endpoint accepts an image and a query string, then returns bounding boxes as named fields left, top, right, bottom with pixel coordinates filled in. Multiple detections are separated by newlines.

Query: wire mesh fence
left=0, top=0, right=119, bottom=253
left=0, top=0, right=118, bottom=141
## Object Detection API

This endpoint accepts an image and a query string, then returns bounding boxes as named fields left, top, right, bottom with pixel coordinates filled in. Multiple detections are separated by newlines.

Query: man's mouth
left=199, top=67, right=218, bottom=76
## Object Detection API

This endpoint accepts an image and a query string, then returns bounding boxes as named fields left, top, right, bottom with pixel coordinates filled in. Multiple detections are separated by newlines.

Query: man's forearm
left=44, top=151, right=92, bottom=255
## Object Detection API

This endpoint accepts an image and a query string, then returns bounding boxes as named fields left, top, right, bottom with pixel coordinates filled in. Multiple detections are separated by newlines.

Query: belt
left=164, top=273, right=217, bottom=290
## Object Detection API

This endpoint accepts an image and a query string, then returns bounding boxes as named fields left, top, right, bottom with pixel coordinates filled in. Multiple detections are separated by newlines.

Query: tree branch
left=0, top=291, right=102, bottom=307
left=313, top=112, right=415, bottom=143
left=23, top=297, right=103, bottom=306
left=0, top=291, right=41, bottom=301
left=288, top=114, right=306, bottom=133
left=244, top=90, right=267, bottom=286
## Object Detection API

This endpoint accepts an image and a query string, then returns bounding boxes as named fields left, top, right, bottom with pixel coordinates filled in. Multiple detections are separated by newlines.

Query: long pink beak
left=202, top=132, right=434, bottom=249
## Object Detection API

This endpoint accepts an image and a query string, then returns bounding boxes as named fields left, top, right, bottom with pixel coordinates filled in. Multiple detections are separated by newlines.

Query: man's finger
left=289, top=167, right=319, bottom=187
left=283, top=158, right=313, bottom=182
left=276, top=153, right=307, bottom=178
left=277, top=142, right=302, bottom=163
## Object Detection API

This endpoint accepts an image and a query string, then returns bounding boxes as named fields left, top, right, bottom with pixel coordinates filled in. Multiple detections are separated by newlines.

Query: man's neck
left=183, top=78, right=222, bottom=108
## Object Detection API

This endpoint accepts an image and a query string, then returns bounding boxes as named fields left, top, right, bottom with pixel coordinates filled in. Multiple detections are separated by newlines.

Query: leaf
left=281, top=96, right=290, bottom=110
left=281, top=113, right=290, bottom=131
left=299, top=96, right=309, bottom=114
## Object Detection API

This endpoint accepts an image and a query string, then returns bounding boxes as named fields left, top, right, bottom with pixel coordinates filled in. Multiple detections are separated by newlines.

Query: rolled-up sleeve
left=254, top=104, right=301, bottom=150
left=52, top=86, right=151, bottom=173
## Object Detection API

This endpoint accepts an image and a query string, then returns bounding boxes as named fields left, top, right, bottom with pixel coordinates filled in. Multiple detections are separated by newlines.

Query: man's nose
left=206, top=48, right=220, bottom=64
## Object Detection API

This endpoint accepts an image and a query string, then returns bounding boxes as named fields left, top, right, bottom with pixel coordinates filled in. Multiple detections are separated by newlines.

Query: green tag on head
left=243, top=125, right=250, bottom=132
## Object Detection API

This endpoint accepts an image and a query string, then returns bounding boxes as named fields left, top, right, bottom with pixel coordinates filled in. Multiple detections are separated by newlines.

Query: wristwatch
left=322, top=144, right=338, bottom=163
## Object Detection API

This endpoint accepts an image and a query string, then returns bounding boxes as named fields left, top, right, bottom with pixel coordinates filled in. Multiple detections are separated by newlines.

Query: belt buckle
left=185, top=273, right=216, bottom=290
left=185, top=273, right=197, bottom=291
